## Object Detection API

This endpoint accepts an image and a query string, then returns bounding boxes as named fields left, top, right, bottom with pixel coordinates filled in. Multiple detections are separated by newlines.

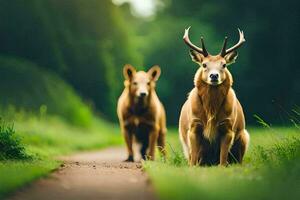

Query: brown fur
left=117, top=64, right=167, bottom=161
left=179, top=54, right=249, bottom=166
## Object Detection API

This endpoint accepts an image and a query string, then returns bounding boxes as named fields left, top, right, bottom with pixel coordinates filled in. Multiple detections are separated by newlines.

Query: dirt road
left=7, top=147, right=156, bottom=200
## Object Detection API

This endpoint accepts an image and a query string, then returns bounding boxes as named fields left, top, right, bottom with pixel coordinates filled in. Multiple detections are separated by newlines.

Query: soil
left=7, top=147, right=156, bottom=200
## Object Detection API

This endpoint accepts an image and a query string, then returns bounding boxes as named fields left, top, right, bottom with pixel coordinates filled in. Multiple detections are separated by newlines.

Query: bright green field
left=0, top=115, right=122, bottom=198
left=144, top=127, right=300, bottom=200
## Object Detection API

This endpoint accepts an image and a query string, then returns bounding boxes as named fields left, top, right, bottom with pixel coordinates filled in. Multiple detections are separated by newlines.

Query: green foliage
left=0, top=0, right=298, bottom=124
left=0, top=0, right=143, bottom=121
left=0, top=121, right=29, bottom=160
left=0, top=56, right=92, bottom=127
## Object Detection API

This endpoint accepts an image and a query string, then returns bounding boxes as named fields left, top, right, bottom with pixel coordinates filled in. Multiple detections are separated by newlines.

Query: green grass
left=14, top=115, right=122, bottom=157
left=0, top=160, right=58, bottom=198
left=0, top=114, right=122, bottom=198
left=144, top=127, right=300, bottom=200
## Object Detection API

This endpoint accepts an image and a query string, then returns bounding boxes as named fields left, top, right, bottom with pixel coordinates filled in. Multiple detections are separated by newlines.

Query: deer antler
left=221, top=29, right=245, bottom=57
left=183, top=27, right=209, bottom=57
left=220, top=37, right=228, bottom=57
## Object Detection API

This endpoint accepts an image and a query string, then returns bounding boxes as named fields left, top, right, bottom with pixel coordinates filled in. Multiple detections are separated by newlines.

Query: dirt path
left=7, top=147, right=156, bottom=200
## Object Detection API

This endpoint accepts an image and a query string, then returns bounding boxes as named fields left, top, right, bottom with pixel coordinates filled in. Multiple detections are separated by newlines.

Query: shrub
left=0, top=120, right=29, bottom=160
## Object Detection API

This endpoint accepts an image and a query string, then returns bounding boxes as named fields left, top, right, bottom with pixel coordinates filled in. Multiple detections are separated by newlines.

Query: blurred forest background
left=0, top=0, right=299, bottom=126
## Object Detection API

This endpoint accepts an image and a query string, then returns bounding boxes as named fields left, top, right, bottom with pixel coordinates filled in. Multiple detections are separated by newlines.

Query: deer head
left=183, top=27, right=245, bottom=85
left=123, top=64, right=161, bottom=104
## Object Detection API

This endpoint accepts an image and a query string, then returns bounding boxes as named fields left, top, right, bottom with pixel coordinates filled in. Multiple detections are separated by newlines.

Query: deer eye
left=202, top=63, right=207, bottom=68
left=147, top=82, right=150, bottom=85
left=222, top=64, right=226, bottom=68
left=133, top=81, right=138, bottom=85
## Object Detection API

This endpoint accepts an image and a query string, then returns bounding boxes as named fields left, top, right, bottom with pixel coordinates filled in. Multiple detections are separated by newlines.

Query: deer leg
left=229, top=129, right=250, bottom=164
left=189, top=131, right=202, bottom=166
left=188, top=123, right=203, bottom=166
left=220, top=131, right=234, bottom=166
left=148, top=126, right=159, bottom=161
left=123, top=124, right=135, bottom=162
left=123, top=131, right=134, bottom=162
left=157, top=129, right=166, bottom=158
left=140, top=141, right=148, bottom=160
left=238, top=129, right=250, bottom=163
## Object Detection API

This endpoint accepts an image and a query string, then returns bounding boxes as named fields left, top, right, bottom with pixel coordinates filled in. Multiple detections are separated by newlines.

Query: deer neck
left=127, top=90, right=152, bottom=116
left=195, top=70, right=232, bottom=117
left=195, top=71, right=232, bottom=142
left=198, top=84, right=229, bottom=117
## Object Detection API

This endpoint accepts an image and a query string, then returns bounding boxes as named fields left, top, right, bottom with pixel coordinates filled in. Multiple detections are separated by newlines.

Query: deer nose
left=139, top=92, right=147, bottom=97
left=209, top=73, right=219, bottom=81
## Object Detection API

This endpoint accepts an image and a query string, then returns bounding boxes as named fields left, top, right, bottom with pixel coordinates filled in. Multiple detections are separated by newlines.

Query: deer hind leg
left=239, top=129, right=250, bottom=162
left=220, top=131, right=234, bottom=166
left=229, top=129, right=250, bottom=164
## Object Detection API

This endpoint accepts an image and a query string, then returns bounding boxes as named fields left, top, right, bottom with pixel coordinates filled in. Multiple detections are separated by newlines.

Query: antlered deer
left=117, top=64, right=166, bottom=162
left=179, top=27, right=250, bottom=166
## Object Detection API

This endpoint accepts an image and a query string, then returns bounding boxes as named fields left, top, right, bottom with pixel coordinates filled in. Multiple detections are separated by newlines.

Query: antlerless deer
left=118, top=65, right=167, bottom=162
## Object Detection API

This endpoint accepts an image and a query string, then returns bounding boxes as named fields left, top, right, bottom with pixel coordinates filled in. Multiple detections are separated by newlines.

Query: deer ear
left=224, top=51, right=238, bottom=65
left=123, top=64, right=136, bottom=80
left=189, top=50, right=204, bottom=64
left=147, top=65, right=161, bottom=82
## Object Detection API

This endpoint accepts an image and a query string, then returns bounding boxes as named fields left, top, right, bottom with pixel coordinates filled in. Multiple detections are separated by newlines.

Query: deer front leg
left=123, top=124, right=135, bottom=162
left=220, top=131, right=234, bottom=166
left=148, top=126, right=159, bottom=161
left=188, top=122, right=203, bottom=166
